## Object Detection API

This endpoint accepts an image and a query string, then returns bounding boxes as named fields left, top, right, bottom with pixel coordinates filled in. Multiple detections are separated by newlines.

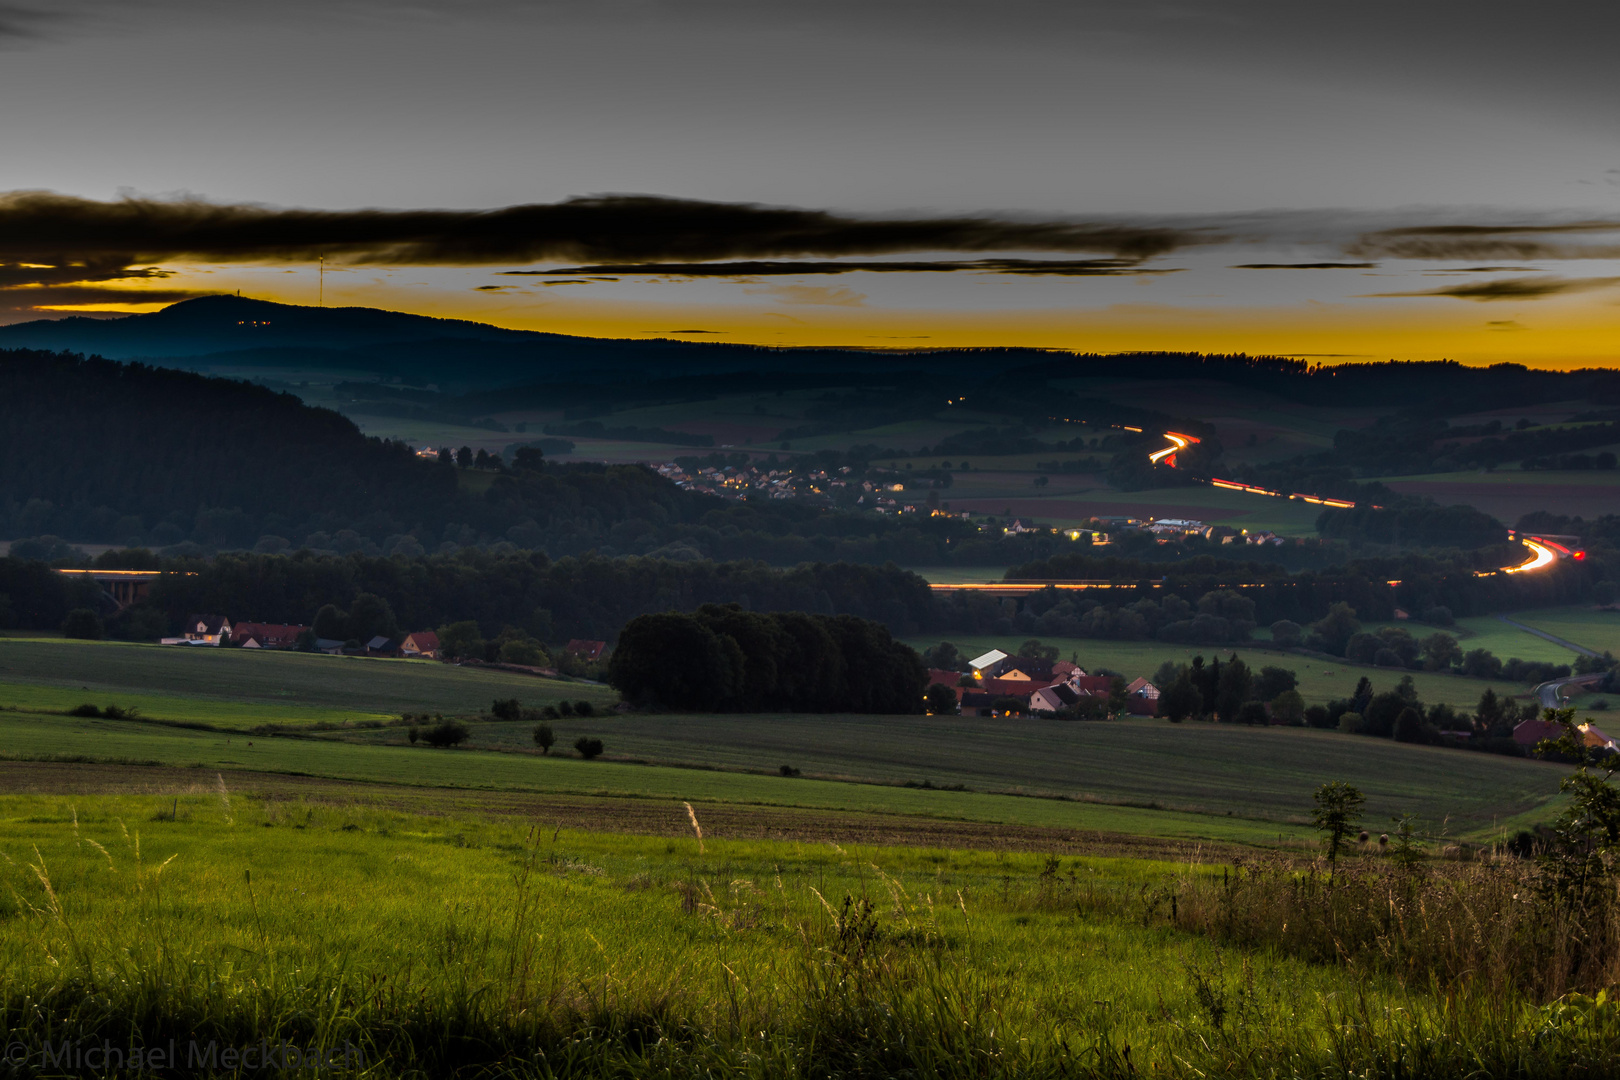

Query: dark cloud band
left=1364, top=275, right=1620, bottom=301
left=499, top=257, right=1176, bottom=278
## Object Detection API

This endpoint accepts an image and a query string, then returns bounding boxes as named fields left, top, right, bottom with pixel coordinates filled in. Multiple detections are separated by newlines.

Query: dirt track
left=0, top=761, right=1240, bottom=861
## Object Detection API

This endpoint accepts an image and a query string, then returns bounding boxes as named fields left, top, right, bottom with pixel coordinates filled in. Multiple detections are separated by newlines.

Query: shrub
left=574, top=700, right=594, bottom=717
left=532, top=723, right=555, bottom=754
left=61, top=608, right=103, bottom=640
left=1338, top=711, right=1363, bottom=734
left=542, top=705, right=560, bottom=720
left=1269, top=619, right=1303, bottom=648
left=1235, top=700, right=1270, bottom=726
left=924, top=683, right=958, bottom=715
left=1304, top=703, right=1332, bottom=729
left=422, top=717, right=470, bottom=747
left=574, top=736, right=604, bottom=760
left=779, top=764, right=801, bottom=777
left=407, top=725, right=419, bottom=744
left=1271, top=689, right=1307, bottom=726
left=558, top=700, right=575, bottom=717
left=490, top=698, right=521, bottom=721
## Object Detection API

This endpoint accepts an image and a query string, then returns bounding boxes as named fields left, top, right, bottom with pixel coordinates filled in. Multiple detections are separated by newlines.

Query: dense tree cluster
left=608, top=604, right=925, bottom=713
left=1316, top=502, right=1507, bottom=550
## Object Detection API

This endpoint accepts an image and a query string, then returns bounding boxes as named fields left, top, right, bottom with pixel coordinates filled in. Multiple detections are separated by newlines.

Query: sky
left=1, top=0, right=1617, bottom=366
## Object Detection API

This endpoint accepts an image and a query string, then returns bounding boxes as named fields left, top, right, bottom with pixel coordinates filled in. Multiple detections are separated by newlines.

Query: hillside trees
left=608, top=605, right=925, bottom=713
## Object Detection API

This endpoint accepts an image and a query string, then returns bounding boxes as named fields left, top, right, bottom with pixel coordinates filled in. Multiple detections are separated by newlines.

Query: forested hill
left=5, top=297, right=1618, bottom=409
left=0, top=348, right=1074, bottom=566
left=0, top=349, right=701, bottom=552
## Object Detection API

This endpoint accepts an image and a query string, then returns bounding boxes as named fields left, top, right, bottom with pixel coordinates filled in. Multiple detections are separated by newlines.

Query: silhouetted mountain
left=0, top=296, right=957, bottom=393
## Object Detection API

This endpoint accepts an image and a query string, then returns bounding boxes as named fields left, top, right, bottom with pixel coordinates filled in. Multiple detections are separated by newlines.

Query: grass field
left=904, top=634, right=1535, bottom=708
left=0, top=638, right=614, bottom=723
left=0, top=639, right=1574, bottom=844
left=1361, top=614, right=1578, bottom=666
left=0, top=792, right=1610, bottom=1079
left=1510, top=606, right=1620, bottom=656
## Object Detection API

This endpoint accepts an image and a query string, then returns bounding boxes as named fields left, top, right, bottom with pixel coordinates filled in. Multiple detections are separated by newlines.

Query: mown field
left=0, top=639, right=1574, bottom=844
left=0, top=637, right=613, bottom=725
left=1511, top=606, right=1620, bottom=656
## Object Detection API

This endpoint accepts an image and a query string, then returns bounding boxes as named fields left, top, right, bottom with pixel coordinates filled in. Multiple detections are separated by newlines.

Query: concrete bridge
left=54, top=569, right=187, bottom=611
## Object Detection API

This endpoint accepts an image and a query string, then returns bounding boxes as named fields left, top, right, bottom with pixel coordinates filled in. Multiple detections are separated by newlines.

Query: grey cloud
left=500, top=258, right=1177, bottom=278
left=1231, top=262, right=1375, bottom=269
left=1348, top=221, right=1620, bottom=261
left=1364, top=275, right=1620, bottom=301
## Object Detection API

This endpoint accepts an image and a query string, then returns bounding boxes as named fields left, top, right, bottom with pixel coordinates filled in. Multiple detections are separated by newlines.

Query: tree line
left=608, top=605, right=926, bottom=713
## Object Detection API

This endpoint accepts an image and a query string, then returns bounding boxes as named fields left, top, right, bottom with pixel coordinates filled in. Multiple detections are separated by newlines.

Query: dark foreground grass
left=1, top=793, right=1617, bottom=1079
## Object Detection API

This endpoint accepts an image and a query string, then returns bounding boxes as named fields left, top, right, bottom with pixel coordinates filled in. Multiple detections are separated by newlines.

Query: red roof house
left=565, top=639, right=607, bottom=662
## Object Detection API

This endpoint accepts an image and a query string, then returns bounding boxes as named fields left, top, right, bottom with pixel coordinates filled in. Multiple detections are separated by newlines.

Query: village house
left=401, top=631, right=441, bottom=659
left=565, top=639, right=608, bottom=662
left=230, top=622, right=308, bottom=649
left=161, top=614, right=232, bottom=646
left=1125, top=677, right=1161, bottom=716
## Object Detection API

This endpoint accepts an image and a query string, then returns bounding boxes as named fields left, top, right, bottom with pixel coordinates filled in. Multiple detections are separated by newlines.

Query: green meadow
left=0, top=637, right=614, bottom=725
left=0, top=793, right=1614, bottom=1079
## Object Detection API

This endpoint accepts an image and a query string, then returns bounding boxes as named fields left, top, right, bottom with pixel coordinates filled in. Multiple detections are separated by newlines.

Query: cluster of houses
left=160, top=615, right=442, bottom=658
left=1512, top=715, right=1616, bottom=754
left=655, top=461, right=846, bottom=503
left=929, top=648, right=1160, bottom=717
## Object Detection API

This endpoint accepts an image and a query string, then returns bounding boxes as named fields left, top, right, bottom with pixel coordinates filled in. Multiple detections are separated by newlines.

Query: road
left=1535, top=672, right=1609, bottom=709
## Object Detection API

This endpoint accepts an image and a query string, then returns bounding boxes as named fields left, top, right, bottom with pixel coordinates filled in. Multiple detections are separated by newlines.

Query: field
left=1510, top=606, right=1620, bottom=657
left=0, top=637, right=614, bottom=726
left=1, top=791, right=1615, bottom=1079
left=0, top=638, right=1574, bottom=845
left=1379, top=468, right=1620, bottom=522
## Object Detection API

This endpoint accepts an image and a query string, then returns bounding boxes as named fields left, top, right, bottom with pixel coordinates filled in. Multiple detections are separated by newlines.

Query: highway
left=927, top=426, right=1580, bottom=594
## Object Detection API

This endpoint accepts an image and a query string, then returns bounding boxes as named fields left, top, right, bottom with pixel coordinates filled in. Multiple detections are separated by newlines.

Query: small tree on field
left=422, top=717, right=470, bottom=747
left=1312, top=781, right=1366, bottom=873
left=574, top=700, right=595, bottom=717
left=575, top=736, right=604, bottom=760
left=490, top=698, right=522, bottom=721
left=532, top=723, right=555, bottom=755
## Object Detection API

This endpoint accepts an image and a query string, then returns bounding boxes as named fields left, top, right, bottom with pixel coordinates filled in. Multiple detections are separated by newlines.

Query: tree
left=1214, top=656, right=1253, bottom=721
left=436, top=620, right=485, bottom=661
left=499, top=638, right=547, bottom=666
left=1363, top=691, right=1407, bottom=738
left=1394, top=706, right=1431, bottom=744
left=1308, top=602, right=1361, bottom=655
left=422, top=717, right=470, bottom=747
left=346, top=592, right=398, bottom=642
left=1159, top=671, right=1201, bottom=722
left=1461, top=648, right=1503, bottom=679
left=1312, top=781, right=1366, bottom=871
left=490, top=698, right=521, bottom=720
left=1019, top=639, right=1059, bottom=662
left=1254, top=665, right=1298, bottom=702
left=455, top=446, right=473, bottom=468
left=60, top=607, right=103, bottom=640
left=1271, top=688, right=1306, bottom=726
left=313, top=603, right=348, bottom=641
left=1532, top=708, right=1620, bottom=910
left=1421, top=632, right=1463, bottom=671
left=574, top=736, right=604, bottom=759
left=574, top=700, right=595, bottom=717
left=1269, top=619, right=1303, bottom=648
left=924, top=683, right=958, bottom=715
left=512, top=446, right=544, bottom=472
left=1151, top=659, right=1188, bottom=690
left=1236, top=700, right=1270, bottom=726
left=921, top=641, right=964, bottom=670
left=532, top=722, right=555, bottom=754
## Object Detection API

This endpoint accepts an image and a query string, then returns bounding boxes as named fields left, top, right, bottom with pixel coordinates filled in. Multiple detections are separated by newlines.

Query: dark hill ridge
left=2, top=296, right=1618, bottom=409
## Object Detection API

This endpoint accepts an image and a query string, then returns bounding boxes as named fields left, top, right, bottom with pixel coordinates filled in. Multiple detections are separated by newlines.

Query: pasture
left=5, top=793, right=1610, bottom=1079
left=0, top=637, right=613, bottom=723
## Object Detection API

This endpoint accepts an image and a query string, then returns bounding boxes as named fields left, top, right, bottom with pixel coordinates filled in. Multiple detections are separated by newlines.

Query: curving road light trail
left=926, top=426, right=1577, bottom=593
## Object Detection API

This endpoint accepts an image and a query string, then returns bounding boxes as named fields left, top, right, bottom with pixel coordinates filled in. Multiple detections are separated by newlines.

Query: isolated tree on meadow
left=532, top=723, right=555, bottom=754
left=574, top=736, right=604, bottom=760
left=1421, top=632, right=1463, bottom=671
left=1312, top=781, right=1366, bottom=872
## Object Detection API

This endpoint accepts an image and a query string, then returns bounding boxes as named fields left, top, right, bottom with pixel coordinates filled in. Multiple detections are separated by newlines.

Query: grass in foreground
left=0, top=793, right=1616, bottom=1079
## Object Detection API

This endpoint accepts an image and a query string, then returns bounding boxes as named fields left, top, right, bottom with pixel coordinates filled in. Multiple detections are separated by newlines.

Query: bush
left=67, top=703, right=101, bottom=717
left=422, top=717, right=470, bottom=747
left=1338, top=711, right=1363, bottom=734
left=1304, top=703, right=1332, bottom=729
left=490, top=698, right=522, bottom=721
left=61, top=607, right=103, bottom=640
left=924, top=683, right=958, bottom=715
left=558, top=700, right=575, bottom=717
left=1271, top=689, right=1307, bottom=726
left=1269, top=619, right=1303, bottom=648
left=1235, top=700, right=1271, bottom=726
left=532, top=723, right=555, bottom=754
left=779, top=764, right=801, bottom=777
left=574, top=736, right=604, bottom=759
left=542, top=705, right=561, bottom=720
left=574, top=700, right=594, bottom=717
